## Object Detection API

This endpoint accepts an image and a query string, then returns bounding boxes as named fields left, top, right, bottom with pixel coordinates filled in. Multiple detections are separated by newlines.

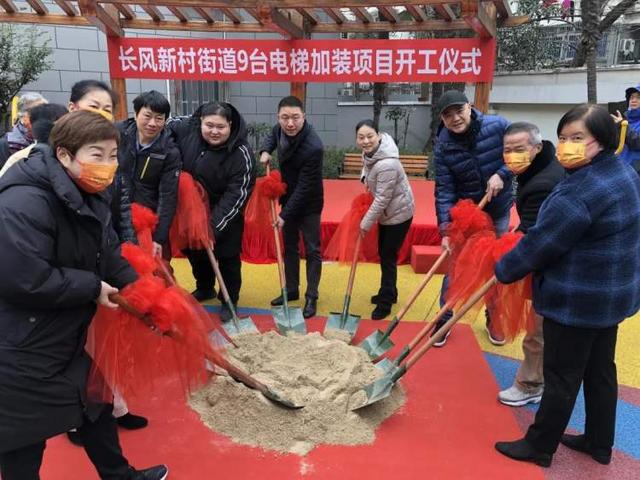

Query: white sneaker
left=498, top=385, right=543, bottom=407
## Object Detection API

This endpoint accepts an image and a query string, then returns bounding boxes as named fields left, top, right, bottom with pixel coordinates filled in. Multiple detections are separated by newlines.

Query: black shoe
left=303, top=297, right=317, bottom=318
left=370, top=294, right=397, bottom=305
left=191, top=288, right=215, bottom=302
left=117, top=412, right=149, bottom=430
left=495, top=438, right=552, bottom=468
left=129, top=464, right=169, bottom=480
left=431, top=319, right=451, bottom=348
left=560, top=434, right=612, bottom=465
left=271, top=291, right=299, bottom=306
left=371, top=304, right=391, bottom=320
left=220, top=303, right=236, bottom=323
left=66, top=430, right=84, bottom=447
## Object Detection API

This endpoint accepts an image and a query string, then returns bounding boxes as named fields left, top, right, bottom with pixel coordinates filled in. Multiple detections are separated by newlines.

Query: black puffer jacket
left=260, top=121, right=324, bottom=220
left=515, top=141, right=565, bottom=232
left=0, top=144, right=137, bottom=454
left=116, top=119, right=181, bottom=244
left=170, top=104, right=256, bottom=256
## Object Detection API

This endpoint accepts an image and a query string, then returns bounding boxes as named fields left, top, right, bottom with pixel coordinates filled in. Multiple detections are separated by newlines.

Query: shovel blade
left=325, top=312, right=361, bottom=338
left=222, top=314, right=259, bottom=337
left=272, top=305, right=307, bottom=335
left=374, top=357, right=398, bottom=375
left=358, top=329, right=395, bottom=360
left=350, top=374, right=397, bottom=411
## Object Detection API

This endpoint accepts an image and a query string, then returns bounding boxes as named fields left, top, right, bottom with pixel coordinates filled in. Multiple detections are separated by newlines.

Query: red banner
left=107, top=37, right=495, bottom=83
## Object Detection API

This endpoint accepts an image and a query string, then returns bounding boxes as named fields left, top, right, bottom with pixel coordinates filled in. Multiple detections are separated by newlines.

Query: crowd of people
left=0, top=79, right=638, bottom=478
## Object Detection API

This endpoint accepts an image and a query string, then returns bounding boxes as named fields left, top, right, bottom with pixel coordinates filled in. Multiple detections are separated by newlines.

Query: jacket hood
left=364, top=132, right=399, bottom=167
left=0, top=144, right=104, bottom=214
left=194, top=102, right=248, bottom=153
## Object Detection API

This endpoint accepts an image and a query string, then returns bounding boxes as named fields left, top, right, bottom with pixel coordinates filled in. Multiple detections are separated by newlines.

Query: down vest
left=434, top=109, right=513, bottom=232
left=360, top=133, right=415, bottom=232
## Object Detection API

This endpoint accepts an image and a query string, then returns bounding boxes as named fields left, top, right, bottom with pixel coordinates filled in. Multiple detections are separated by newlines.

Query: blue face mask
left=627, top=108, right=640, bottom=121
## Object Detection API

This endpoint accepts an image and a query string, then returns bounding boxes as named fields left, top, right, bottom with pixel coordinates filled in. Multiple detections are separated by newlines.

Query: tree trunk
left=586, top=45, right=598, bottom=103
left=372, top=82, right=386, bottom=130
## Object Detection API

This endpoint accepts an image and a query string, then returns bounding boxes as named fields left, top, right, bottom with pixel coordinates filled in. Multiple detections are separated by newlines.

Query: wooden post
left=110, top=76, right=128, bottom=121
left=474, top=82, right=491, bottom=113
left=291, top=82, right=307, bottom=106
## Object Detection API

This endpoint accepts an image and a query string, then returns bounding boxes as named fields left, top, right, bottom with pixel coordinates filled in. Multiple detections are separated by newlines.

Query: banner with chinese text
left=107, top=37, right=496, bottom=83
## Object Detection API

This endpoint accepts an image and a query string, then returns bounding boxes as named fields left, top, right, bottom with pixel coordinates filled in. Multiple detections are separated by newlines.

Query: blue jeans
left=438, top=212, right=510, bottom=322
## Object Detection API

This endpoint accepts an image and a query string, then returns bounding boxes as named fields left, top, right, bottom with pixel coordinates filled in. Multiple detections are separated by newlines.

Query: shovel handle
left=403, top=276, right=498, bottom=371
left=478, top=192, right=491, bottom=210
left=109, top=293, right=159, bottom=332
left=396, top=250, right=449, bottom=322
left=616, top=120, right=628, bottom=155
left=266, top=165, right=288, bottom=292
left=205, top=246, right=238, bottom=319
left=155, top=258, right=177, bottom=287
left=345, top=234, right=362, bottom=297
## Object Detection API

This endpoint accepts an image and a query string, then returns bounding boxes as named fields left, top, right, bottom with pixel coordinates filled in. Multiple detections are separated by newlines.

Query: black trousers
left=0, top=404, right=132, bottom=480
left=525, top=318, right=618, bottom=455
left=283, top=213, right=322, bottom=299
left=376, top=218, right=412, bottom=306
left=185, top=249, right=241, bottom=304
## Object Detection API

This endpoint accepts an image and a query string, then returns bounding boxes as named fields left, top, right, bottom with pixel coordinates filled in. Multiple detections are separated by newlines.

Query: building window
left=338, top=82, right=429, bottom=103
left=172, top=80, right=219, bottom=116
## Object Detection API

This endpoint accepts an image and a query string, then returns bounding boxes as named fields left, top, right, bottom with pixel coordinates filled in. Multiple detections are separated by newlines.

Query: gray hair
left=504, top=122, right=542, bottom=146
left=17, top=92, right=47, bottom=117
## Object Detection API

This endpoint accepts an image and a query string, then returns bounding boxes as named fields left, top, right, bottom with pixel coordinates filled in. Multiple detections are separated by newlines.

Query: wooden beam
left=54, top=0, right=77, bottom=16
left=493, top=0, right=511, bottom=18
left=78, top=0, right=123, bottom=37
left=25, top=0, right=47, bottom=15
left=0, top=11, right=91, bottom=25
left=0, top=0, right=16, bottom=14
left=323, top=7, right=347, bottom=24
left=114, top=3, right=135, bottom=20
left=193, top=6, right=215, bottom=23
left=110, top=77, right=128, bottom=122
left=296, top=7, right=319, bottom=25
left=352, top=7, right=374, bottom=23
left=268, top=8, right=304, bottom=37
left=313, top=19, right=471, bottom=33
left=244, top=8, right=264, bottom=23
left=141, top=5, right=165, bottom=22
left=434, top=4, right=456, bottom=21
left=404, top=5, right=428, bottom=22
left=122, top=18, right=269, bottom=32
left=462, top=0, right=496, bottom=38
left=99, top=1, right=461, bottom=8
left=377, top=6, right=399, bottom=23
left=220, top=7, right=241, bottom=23
left=501, top=14, right=529, bottom=27
left=167, top=6, right=187, bottom=22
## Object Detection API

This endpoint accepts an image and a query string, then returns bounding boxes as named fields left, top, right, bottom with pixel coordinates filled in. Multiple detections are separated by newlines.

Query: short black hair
left=355, top=119, right=378, bottom=134
left=557, top=104, right=618, bottom=152
left=133, top=90, right=170, bottom=117
left=29, top=103, right=69, bottom=144
left=69, top=79, right=118, bottom=108
left=277, top=95, right=304, bottom=112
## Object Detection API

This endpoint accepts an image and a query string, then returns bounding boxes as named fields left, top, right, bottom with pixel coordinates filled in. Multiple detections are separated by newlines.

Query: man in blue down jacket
left=432, top=90, right=513, bottom=347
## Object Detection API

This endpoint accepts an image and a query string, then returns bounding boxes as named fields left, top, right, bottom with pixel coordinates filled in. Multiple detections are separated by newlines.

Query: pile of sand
left=190, top=331, right=404, bottom=455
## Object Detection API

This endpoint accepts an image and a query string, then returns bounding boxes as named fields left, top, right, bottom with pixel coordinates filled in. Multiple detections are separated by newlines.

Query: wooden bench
left=338, top=152, right=429, bottom=179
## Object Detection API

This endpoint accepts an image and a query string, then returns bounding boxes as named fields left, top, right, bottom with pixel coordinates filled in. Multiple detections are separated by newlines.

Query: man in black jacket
left=116, top=91, right=181, bottom=258
left=498, top=121, right=564, bottom=408
left=260, top=96, right=324, bottom=318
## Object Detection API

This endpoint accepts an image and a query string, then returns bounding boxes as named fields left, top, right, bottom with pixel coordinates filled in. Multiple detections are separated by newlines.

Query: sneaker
left=130, top=465, right=169, bottom=480
left=498, top=385, right=543, bottom=407
left=485, top=311, right=506, bottom=346
left=116, top=412, right=148, bottom=430
left=431, top=320, right=451, bottom=347
left=191, top=288, right=215, bottom=302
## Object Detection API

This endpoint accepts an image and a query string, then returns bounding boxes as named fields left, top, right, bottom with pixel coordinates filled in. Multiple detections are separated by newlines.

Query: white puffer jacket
left=360, top=132, right=415, bottom=232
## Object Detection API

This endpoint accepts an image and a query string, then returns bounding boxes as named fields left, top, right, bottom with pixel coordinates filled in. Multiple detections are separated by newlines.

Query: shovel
left=204, top=246, right=259, bottom=337
left=359, top=250, right=449, bottom=360
left=325, top=234, right=362, bottom=339
left=266, top=166, right=306, bottom=335
left=110, top=293, right=303, bottom=409
left=351, top=276, right=498, bottom=410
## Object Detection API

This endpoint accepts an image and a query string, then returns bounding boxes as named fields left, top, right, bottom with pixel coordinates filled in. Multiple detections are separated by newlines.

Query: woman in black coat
left=170, top=102, right=256, bottom=322
left=0, top=111, right=166, bottom=480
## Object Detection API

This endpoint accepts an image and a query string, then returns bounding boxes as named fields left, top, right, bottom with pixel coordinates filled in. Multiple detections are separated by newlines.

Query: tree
left=0, top=25, right=52, bottom=133
left=571, top=0, right=638, bottom=102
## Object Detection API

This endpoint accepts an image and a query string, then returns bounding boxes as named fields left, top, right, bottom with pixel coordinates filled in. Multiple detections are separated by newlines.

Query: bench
left=338, top=152, right=429, bottom=179
left=410, top=245, right=449, bottom=274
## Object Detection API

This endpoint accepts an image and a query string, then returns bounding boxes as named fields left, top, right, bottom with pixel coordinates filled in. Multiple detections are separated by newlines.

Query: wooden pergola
left=0, top=1, right=527, bottom=120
